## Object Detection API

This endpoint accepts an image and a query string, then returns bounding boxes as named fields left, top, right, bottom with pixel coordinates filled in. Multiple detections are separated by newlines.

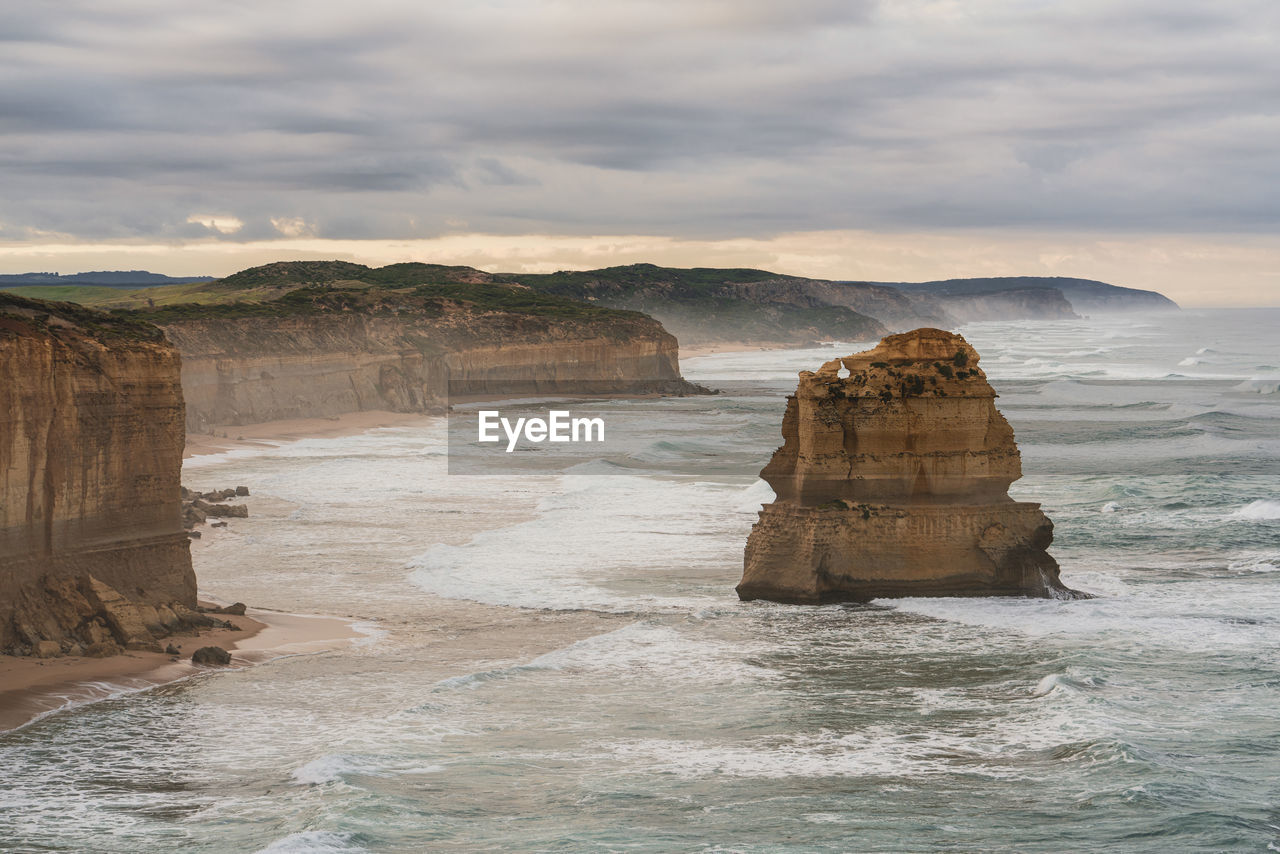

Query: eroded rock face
left=164, top=313, right=699, bottom=432
left=0, top=294, right=201, bottom=656
left=739, top=328, right=1080, bottom=603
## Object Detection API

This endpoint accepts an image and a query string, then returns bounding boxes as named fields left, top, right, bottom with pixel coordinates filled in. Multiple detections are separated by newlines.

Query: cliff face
left=740, top=328, right=1080, bottom=604
left=724, top=279, right=948, bottom=332
left=156, top=294, right=696, bottom=431
left=928, top=287, right=1077, bottom=323
left=0, top=295, right=198, bottom=657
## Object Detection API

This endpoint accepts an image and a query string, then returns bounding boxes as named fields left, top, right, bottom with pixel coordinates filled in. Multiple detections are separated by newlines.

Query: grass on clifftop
left=0, top=261, right=647, bottom=327
left=6, top=260, right=883, bottom=344
left=497, top=263, right=784, bottom=299
left=112, top=281, right=650, bottom=326
left=3, top=261, right=795, bottom=311
left=0, top=292, right=166, bottom=342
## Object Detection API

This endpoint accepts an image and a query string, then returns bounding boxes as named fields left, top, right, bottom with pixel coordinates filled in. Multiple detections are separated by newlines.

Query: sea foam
left=255, top=831, right=370, bottom=853
left=1234, top=378, right=1280, bottom=394
left=1231, top=500, right=1280, bottom=521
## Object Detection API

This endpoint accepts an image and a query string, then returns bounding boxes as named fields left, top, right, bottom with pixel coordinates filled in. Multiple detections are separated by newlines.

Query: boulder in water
left=191, top=646, right=232, bottom=666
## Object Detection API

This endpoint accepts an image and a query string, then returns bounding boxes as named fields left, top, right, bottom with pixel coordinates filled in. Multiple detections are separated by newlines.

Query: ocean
left=3, top=308, right=1279, bottom=852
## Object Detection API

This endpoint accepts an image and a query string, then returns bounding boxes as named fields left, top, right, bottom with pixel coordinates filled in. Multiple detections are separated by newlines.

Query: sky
left=2, top=0, right=1278, bottom=305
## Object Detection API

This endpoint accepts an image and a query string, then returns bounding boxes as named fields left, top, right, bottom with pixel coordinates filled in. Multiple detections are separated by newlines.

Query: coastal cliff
left=920, top=287, right=1077, bottom=324
left=877, top=276, right=1178, bottom=315
left=10, top=263, right=1179, bottom=355
left=0, top=294, right=199, bottom=657
left=110, top=265, right=702, bottom=431
left=504, top=264, right=1091, bottom=345
left=739, top=328, right=1080, bottom=603
left=168, top=317, right=688, bottom=431
left=499, top=265, right=890, bottom=346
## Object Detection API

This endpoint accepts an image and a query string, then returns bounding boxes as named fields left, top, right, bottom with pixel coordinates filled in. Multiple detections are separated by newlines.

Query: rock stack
left=739, top=328, right=1081, bottom=603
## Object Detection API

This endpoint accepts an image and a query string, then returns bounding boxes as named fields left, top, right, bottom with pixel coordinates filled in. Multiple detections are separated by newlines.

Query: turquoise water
left=3, top=309, right=1279, bottom=852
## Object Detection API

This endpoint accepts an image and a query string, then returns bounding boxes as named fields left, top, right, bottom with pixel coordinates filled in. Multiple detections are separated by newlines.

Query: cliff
left=739, top=328, right=1081, bottom=603
left=114, top=271, right=701, bottom=431
left=877, top=276, right=1178, bottom=315
left=505, top=264, right=1096, bottom=344
left=8, top=265, right=1178, bottom=352
left=921, top=287, right=1077, bottom=323
left=0, top=294, right=200, bottom=658
left=500, top=265, right=890, bottom=346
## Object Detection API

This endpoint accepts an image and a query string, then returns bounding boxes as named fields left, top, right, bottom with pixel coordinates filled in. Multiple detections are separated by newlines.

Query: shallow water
left=3, top=308, right=1280, bottom=852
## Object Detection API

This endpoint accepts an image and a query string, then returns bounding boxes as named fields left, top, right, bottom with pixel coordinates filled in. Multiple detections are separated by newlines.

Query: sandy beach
left=6, top=365, right=722, bottom=737
left=179, top=353, right=749, bottom=461
left=679, top=342, right=808, bottom=359
left=7, top=357, right=728, bottom=735
left=0, top=605, right=360, bottom=732
left=184, top=409, right=436, bottom=459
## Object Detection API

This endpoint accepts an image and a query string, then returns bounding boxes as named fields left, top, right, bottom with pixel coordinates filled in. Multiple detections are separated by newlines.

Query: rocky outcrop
left=191, top=646, right=232, bottom=666
left=739, top=328, right=1081, bottom=603
left=181, top=486, right=250, bottom=532
left=0, top=294, right=201, bottom=656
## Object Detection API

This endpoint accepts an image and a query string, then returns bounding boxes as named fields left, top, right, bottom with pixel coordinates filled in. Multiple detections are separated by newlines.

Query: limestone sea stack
left=739, top=328, right=1081, bottom=603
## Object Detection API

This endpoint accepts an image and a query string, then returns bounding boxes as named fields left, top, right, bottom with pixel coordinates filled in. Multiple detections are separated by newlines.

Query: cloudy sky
left=2, top=0, right=1278, bottom=304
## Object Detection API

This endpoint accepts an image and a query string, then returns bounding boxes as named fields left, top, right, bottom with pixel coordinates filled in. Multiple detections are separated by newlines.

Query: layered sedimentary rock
left=0, top=294, right=200, bottom=656
left=739, top=328, right=1079, bottom=603
left=149, top=288, right=700, bottom=432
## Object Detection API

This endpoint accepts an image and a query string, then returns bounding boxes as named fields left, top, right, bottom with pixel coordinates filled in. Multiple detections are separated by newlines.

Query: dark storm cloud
left=2, top=0, right=1278, bottom=241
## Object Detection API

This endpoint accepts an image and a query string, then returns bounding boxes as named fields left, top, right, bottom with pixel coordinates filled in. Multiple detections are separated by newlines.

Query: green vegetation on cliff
left=114, top=279, right=648, bottom=327
left=0, top=292, right=165, bottom=343
left=19, top=261, right=650, bottom=330
left=504, top=263, right=781, bottom=295
left=4, top=260, right=1179, bottom=348
left=495, top=263, right=887, bottom=345
left=867, top=276, right=1178, bottom=313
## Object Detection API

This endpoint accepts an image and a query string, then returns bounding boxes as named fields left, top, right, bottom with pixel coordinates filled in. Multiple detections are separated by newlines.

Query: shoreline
left=13, top=373, right=711, bottom=733
left=184, top=409, right=437, bottom=459
left=680, top=342, right=774, bottom=359
left=0, top=605, right=361, bottom=733
left=181, top=347, right=771, bottom=459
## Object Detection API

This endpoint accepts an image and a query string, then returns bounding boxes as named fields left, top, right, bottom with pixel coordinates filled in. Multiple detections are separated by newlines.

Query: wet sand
left=5, top=397, right=630, bottom=733
left=0, top=607, right=360, bottom=732
left=680, top=342, right=789, bottom=359
left=184, top=410, right=435, bottom=459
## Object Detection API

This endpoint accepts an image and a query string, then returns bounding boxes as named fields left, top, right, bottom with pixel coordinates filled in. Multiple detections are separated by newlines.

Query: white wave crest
left=1231, top=500, right=1280, bottom=521
left=1234, top=378, right=1280, bottom=394
left=735, top=478, right=776, bottom=513
left=255, top=831, right=369, bottom=853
